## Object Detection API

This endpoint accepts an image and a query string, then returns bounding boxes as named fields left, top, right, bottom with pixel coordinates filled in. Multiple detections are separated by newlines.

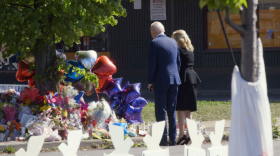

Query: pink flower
left=55, top=97, right=64, bottom=105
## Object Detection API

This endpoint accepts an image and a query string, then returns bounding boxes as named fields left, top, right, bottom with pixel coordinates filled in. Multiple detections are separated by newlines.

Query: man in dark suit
left=148, top=22, right=181, bottom=146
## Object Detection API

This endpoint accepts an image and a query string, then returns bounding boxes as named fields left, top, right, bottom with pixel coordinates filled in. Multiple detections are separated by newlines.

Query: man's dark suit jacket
left=148, top=34, right=181, bottom=86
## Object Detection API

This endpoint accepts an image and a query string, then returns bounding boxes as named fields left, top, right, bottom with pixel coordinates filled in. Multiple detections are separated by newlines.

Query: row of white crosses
left=15, top=119, right=227, bottom=156
left=15, top=130, right=82, bottom=156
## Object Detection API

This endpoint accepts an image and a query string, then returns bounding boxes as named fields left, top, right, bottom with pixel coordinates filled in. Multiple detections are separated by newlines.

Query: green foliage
left=101, top=140, right=114, bottom=149
left=132, top=142, right=147, bottom=147
left=199, top=0, right=247, bottom=13
left=272, top=118, right=280, bottom=139
left=3, top=146, right=15, bottom=154
left=0, top=0, right=131, bottom=58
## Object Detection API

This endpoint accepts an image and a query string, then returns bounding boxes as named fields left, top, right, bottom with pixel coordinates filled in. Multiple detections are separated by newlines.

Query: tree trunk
left=240, top=0, right=259, bottom=82
left=34, top=36, right=60, bottom=95
left=225, top=0, right=259, bottom=82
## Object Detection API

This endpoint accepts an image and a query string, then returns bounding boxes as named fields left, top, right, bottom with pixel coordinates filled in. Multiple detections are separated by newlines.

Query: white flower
left=62, top=85, right=79, bottom=98
left=8, top=89, right=15, bottom=94
left=68, top=98, right=77, bottom=107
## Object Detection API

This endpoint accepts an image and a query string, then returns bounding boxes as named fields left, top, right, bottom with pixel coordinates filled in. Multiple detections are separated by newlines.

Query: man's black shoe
left=160, top=141, right=169, bottom=146
left=169, top=141, right=176, bottom=146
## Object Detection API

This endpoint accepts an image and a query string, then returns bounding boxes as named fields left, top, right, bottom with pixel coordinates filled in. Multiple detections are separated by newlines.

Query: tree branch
left=7, top=3, right=33, bottom=9
left=224, top=6, right=247, bottom=37
left=4, top=4, right=22, bottom=12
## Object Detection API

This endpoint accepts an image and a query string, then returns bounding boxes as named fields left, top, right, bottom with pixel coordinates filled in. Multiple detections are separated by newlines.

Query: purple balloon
left=109, top=99, right=121, bottom=110
left=122, top=83, right=141, bottom=103
left=125, top=105, right=143, bottom=124
left=122, top=81, right=130, bottom=91
left=131, top=97, right=147, bottom=108
left=117, top=103, right=127, bottom=119
left=104, top=78, right=123, bottom=99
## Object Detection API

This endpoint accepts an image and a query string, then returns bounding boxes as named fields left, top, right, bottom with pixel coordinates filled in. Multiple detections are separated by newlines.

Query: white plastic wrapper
left=229, top=38, right=273, bottom=156
left=21, top=114, right=37, bottom=128
left=18, top=106, right=32, bottom=120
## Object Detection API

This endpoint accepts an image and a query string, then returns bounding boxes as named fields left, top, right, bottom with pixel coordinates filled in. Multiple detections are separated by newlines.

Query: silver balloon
left=75, top=50, right=97, bottom=71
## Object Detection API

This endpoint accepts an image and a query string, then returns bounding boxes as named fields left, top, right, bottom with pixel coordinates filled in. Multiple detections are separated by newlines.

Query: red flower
left=35, top=96, right=44, bottom=105
left=92, top=120, right=96, bottom=127
left=105, top=119, right=110, bottom=124
left=64, top=97, right=69, bottom=104
left=19, top=88, right=40, bottom=102
left=81, top=117, right=86, bottom=123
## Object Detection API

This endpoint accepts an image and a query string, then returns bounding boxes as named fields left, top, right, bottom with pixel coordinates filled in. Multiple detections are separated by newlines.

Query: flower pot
left=9, top=133, right=14, bottom=141
left=0, top=133, right=4, bottom=141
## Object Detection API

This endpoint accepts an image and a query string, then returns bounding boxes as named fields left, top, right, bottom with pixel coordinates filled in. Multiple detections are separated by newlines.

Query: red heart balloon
left=96, top=75, right=112, bottom=93
left=91, top=56, right=117, bottom=76
left=28, top=78, right=35, bottom=87
left=16, top=60, right=35, bottom=82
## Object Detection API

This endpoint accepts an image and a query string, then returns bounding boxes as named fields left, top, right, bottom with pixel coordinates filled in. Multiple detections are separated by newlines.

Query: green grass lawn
left=142, top=101, right=280, bottom=122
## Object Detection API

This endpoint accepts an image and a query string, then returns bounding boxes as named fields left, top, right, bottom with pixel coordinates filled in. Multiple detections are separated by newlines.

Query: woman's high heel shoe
left=177, top=135, right=187, bottom=145
left=183, top=137, right=191, bottom=145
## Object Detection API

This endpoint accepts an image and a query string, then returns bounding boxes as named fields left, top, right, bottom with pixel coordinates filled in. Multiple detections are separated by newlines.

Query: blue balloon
left=64, top=60, right=84, bottom=83
left=74, top=91, right=85, bottom=104
left=131, top=97, right=148, bottom=108
left=112, top=123, right=128, bottom=135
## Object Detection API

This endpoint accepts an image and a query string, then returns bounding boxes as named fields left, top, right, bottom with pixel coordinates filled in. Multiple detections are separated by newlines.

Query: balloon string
left=93, top=84, right=100, bottom=102
left=38, top=81, right=48, bottom=91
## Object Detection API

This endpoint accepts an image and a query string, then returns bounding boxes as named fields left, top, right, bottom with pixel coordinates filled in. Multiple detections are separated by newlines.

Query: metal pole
left=171, top=0, right=174, bottom=33
left=217, top=9, right=237, bottom=66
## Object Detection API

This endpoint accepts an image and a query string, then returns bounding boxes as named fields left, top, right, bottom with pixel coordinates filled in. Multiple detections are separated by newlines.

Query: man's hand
left=148, top=84, right=153, bottom=91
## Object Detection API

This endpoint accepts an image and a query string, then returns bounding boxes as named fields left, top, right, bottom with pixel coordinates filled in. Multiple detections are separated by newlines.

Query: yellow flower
left=43, top=100, right=47, bottom=105
left=0, top=126, right=4, bottom=131
left=26, top=99, right=32, bottom=105
left=40, top=105, right=51, bottom=112
left=63, top=110, right=68, bottom=118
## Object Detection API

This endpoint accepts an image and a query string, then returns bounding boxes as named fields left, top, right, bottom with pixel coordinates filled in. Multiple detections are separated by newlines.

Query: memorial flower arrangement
left=0, top=52, right=148, bottom=142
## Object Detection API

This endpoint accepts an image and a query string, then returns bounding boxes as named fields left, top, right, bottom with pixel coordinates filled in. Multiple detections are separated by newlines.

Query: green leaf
left=199, top=0, right=208, bottom=9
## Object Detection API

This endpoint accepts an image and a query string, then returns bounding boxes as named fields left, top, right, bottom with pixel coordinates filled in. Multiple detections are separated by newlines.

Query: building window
left=206, top=1, right=280, bottom=50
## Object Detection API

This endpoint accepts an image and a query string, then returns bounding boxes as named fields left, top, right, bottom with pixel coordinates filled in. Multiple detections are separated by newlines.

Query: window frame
left=203, top=6, right=280, bottom=52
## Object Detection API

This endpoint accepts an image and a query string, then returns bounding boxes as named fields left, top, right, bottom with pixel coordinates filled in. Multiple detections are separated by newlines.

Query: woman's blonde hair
left=172, top=30, right=194, bottom=52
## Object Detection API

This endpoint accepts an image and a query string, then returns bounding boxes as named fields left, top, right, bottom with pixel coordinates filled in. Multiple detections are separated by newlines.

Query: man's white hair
left=151, top=21, right=165, bottom=33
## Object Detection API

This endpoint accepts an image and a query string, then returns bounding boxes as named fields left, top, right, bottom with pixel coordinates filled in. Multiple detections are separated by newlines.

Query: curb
left=0, top=138, right=145, bottom=151
left=0, top=135, right=228, bottom=151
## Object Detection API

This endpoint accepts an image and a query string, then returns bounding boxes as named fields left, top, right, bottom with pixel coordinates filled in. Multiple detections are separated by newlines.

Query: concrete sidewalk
left=9, top=141, right=280, bottom=156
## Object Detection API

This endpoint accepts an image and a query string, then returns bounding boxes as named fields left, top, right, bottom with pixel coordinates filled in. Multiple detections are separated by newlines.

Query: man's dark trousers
left=154, top=84, right=178, bottom=144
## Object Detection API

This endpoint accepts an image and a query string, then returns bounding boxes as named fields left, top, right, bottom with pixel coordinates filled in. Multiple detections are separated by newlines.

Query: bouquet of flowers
left=0, top=126, right=5, bottom=133
left=3, top=104, right=16, bottom=122
left=27, top=110, right=61, bottom=142
left=19, top=88, right=40, bottom=102
left=88, top=99, right=113, bottom=129
left=0, top=89, right=20, bottom=104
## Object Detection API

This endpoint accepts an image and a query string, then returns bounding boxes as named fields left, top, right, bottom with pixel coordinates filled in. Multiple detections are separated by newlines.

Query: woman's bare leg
left=177, top=111, right=185, bottom=141
left=185, top=110, right=192, bottom=138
